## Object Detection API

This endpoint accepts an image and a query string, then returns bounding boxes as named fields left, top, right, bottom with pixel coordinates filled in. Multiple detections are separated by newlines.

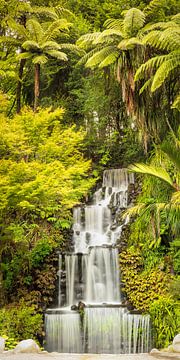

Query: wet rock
left=173, top=333, right=180, bottom=352
left=71, top=304, right=78, bottom=311
left=78, top=301, right=85, bottom=311
left=13, top=339, right=41, bottom=353
left=0, top=337, right=5, bottom=353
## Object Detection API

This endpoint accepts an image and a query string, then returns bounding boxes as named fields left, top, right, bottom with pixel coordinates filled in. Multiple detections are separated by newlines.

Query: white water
left=45, top=312, right=82, bottom=353
left=45, top=169, right=151, bottom=353
left=84, top=307, right=150, bottom=354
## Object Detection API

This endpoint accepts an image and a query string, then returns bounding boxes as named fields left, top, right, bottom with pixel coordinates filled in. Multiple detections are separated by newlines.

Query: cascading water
left=45, top=169, right=151, bottom=353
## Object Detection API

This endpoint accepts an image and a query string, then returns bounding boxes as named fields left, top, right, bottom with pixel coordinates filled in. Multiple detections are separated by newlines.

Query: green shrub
left=0, top=300, right=43, bottom=349
left=149, top=297, right=180, bottom=349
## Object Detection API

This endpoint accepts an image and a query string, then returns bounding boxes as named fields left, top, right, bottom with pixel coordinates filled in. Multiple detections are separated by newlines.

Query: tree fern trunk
left=16, top=58, right=26, bottom=113
left=34, top=63, right=40, bottom=112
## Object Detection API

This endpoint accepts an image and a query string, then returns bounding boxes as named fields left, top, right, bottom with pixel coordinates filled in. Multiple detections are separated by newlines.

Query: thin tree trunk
left=16, top=58, right=26, bottom=113
left=34, top=63, right=40, bottom=112
left=0, top=253, right=5, bottom=307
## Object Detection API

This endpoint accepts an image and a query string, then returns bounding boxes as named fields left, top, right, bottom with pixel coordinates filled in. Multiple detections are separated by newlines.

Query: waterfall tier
left=45, top=169, right=151, bottom=353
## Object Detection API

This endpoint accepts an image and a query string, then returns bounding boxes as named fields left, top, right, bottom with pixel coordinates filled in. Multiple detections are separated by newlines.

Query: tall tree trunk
left=16, top=58, right=26, bottom=113
left=34, top=63, right=40, bottom=112
left=0, top=253, right=5, bottom=307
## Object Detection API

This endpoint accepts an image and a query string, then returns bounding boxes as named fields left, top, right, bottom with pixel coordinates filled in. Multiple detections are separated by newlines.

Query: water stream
left=45, top=169, right=151, bottom=353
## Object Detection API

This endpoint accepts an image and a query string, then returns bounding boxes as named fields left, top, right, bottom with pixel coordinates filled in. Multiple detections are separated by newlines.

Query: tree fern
left=99, top=51, right=120, bottom=68
left=22, top=40, right=40, bottom=51
left=118, top=37, right=143, bottom=50
left=104, top=19, right=123, bottom=31
left=77, top=33, right=101, bottom=48
left=151, top=52, right=180, bottom=92
left=85, top=46, right=117, bottom=68
left=92, top=29, right=124, bottom=45
left=45, top=50, right=68, bottom=61
left=32, top=55, right=48, bottom=65
left=123, top=8, right=146, bottom=37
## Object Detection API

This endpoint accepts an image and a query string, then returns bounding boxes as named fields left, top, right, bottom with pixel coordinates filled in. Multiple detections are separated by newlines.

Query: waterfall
left=83, top=307, right=151, bottom=354
left=45, top=311, right=82, bottom=353
left=45, top=169, right=151, bottom=353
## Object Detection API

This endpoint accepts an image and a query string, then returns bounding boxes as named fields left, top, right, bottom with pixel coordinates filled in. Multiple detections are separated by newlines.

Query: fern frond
left=32, top=55, right=48, bottom=64
left=45, top=50, right=68, bottom=61
left=77, top=33, right=101, bottom=48
left=123, top=8, right=145, bottom=37
left=172, top=13, right=180, bottom=24
left=93, top=29, right=124, bottom=45
left=118, top=37, right=143, bottom=50
left=32, top=6, right=58, bottom=20
left=43, top=19, right=71, bottom=42
left=139, top=78, right=153, bottom=94
left=55, top=5, right=75, bottom=20
left=99, top=50, right=120, bottom=68
left=151, top=52, right=180, bottom=92
left=0, top=36, right=20, bottom=46
left=26, top=19, right=43, bottom=43
left=41, top=41, right=61, bottom=51
left=104, top=19, right=123, bottom=31
left=142, top=29, right=180, bottom=51
left=85, top=46, right=117, bottom=68
left=59, top=43, right=85, bottom=56
left=7, top=19, right=28, bottom=39
left=77, top=46, right=102, bottom=66
left=171, top=94, right=180, bottom=111
left=135, top=54, right=167, bottom=81
left=17, top=52, right=33, bottom=60
left=128, top=163, right=174, bottom=188
left=22, top=40, right=40, bottom=51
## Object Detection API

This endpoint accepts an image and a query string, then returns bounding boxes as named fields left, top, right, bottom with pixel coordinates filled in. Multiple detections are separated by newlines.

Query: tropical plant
left=7, top=17, right=79, bottom=110
left=135, top=12, right=180, bottom=111
left=77, top=8, right=145, bottom=117
left=125, top=135, right=180, bottom=246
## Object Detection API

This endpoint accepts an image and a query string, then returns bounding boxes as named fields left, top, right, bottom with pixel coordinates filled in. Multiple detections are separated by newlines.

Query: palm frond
left=122, top=203, right=147, bottom=218
left=46, top=50, right=68, bottom=61
left=161, top=142, right=180, bottom=172
left=123, top=8, right=145, bottom=37
left=128, top=163, right=174, bottom=188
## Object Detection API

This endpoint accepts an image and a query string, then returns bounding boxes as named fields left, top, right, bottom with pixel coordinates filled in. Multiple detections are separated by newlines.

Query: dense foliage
left=0, top=0, right=179, bottom=351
